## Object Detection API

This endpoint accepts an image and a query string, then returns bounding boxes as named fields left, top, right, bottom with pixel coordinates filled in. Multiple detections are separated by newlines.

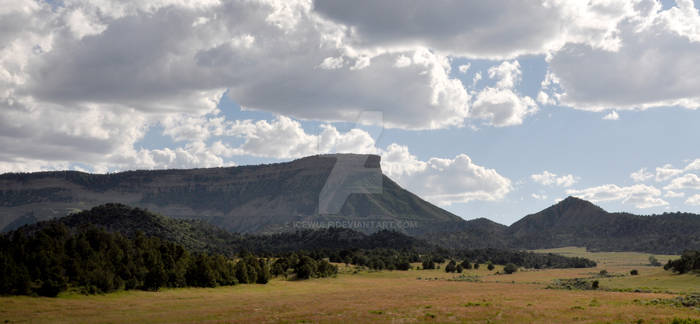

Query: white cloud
left=664, top=190, right=685, bottom=198
left=566, top=184, right=668, bottom=209
left=545, top=0, right=700, bottom=112
left=630, top=167, right=654, bottom=182
left=458, top=64, right=471, bottom=73
left=655, top=164, right=684, bottom=182
left=219, top=116, right=379, bottom=159
left=531, top=170, right=579, bottom=187
left=381, top=144, right=512, bottom=206
left=470, top=61, right=538, bottom=127
left=685, top=158, right=700, bottom=171
left=686, top=194, right=700, bottom=206
left=312, top=0, right=637, bottom=59
left=664, top=173, right=700, bottom=190
left=602, top=110, right=619, bottom=120
left=531, top=193, right=548, bottom=200
left=318, top=56, right=345, bottom=70
left=379, top=143, right=427, bottom=178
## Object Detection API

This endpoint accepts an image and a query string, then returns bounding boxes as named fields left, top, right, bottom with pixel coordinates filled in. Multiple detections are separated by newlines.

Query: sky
left=1, top=0, right=700, bottom=225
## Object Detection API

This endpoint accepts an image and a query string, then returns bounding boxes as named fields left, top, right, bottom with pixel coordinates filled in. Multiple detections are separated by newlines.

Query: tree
left=648, top=256, right=661, bottom=267
left=455, top=265, right=463, bottom=273
left=445, top=260, right=457, bottom=273
left=630, top=269, right=638, bottom=276
left=664, top=250, right=700, bottom=274
left=234, top=260, right=250, bottom=284
left=486, top=262, right=494, bottom=271
left=256, top=259, right=271, bottom=284
left=460, top=260, right=472, bottom=270
left=503, top=263, right=518, bottom=274
left=422, top=258, right=435, bottom=270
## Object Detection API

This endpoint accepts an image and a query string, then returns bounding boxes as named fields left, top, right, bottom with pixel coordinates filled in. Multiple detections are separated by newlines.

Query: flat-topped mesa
left=1, top=153, right=465, bottom=236
left=290, top=153, right=381, bottom=170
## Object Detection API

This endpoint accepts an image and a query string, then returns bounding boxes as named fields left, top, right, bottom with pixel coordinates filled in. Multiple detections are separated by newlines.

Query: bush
left=503, top=263, right=518, bottom=274
left=487, top=262, right=495, bottom=271
left=648, top=255, right=662, bottom=267
left=445, top=260, right=457, bottom=273
left=664, top=250, right=700, bottom=274
left=630, top=269, right=638, bottom=276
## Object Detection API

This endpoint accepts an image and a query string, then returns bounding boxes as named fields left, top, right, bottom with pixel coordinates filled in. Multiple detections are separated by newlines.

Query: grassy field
left=1, top=247, right=698, bottom=323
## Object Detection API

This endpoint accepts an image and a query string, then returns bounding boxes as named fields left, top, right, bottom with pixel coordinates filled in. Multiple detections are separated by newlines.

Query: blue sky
left=2, top=0, right=700, bottom=224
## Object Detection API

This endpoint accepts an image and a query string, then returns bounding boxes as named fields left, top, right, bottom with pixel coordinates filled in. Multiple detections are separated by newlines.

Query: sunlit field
left=1, top=248, right=698, bottom=323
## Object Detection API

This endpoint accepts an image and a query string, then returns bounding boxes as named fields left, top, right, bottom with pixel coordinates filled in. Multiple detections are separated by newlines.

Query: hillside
left=14, top=203, right=437, bottom=256
left=10, top=203, right=597, bottom=271
left=2, top=155, right=700, bottom=254
left=507, top=196, right=700, bottom=254
left=0, top=154, right=463, bottom=236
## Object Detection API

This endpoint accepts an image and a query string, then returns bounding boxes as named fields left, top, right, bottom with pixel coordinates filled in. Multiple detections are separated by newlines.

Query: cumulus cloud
left=470, top=61, right=538, bottom=127
left=220, top=116, right=378, bottom=159
left=655, top=164, right=685, bottom=182
left=630, top=167, right=654, bottom=182
left=381, top=144, right=512, bottom=206
left=312, top=0, right=635, bottom=59
left=531, top=171, right=579, bottom=187
left=545, top=0, right=700, bottom=111
left=685, top=159, right=700, bottom=171
left=664, top=190, right=685, bottom=198
left=602, top=110, right=620, bottom=120
left=566, top=184, right=668, bottom=208
left=664, top=173, right=700, bottom=190
left=531, top=193, right=548, bottom=200
left=687, top=194, right=700, bottom=206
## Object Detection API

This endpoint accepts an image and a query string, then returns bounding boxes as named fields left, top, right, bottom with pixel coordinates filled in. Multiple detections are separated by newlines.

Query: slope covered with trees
left=3, top=203, right=595, bottom=291
left=506, top=197, right=700, bottom=254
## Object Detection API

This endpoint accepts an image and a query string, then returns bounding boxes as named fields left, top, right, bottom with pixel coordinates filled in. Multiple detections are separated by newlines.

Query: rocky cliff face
left=0, top=154, right=463, bottom=235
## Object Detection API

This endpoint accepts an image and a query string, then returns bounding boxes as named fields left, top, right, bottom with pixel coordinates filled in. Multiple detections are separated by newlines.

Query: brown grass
left=1, top=248, right=699, bottom=323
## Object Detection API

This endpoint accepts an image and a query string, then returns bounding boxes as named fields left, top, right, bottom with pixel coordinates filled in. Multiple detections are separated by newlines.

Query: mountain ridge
left=0, top=154, right=464, bottom=237
left=2, top=156, right=700, bottom=254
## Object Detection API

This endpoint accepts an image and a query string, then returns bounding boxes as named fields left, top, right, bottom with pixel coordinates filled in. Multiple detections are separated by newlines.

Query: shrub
left=487, top=262, right=495, bottom=271
left=503, top=263, right=518, bottom=274
left=630, top=269, right=639, bottom=276
left=664, top=250, right=700, bottom=274
left=422, top=259, right=435, bottom=270
left=648, top=255, right=662, bottom=267
left=445, top=260, right=457, bottom=273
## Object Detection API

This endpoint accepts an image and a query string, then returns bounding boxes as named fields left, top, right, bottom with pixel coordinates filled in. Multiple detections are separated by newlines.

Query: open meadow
left=1, top=247, right=698, bottom=323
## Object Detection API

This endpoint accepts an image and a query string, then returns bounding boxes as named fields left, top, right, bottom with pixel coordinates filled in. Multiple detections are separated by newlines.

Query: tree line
left=0, top=222, right=336, bottom=297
